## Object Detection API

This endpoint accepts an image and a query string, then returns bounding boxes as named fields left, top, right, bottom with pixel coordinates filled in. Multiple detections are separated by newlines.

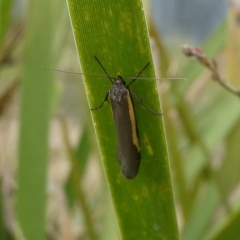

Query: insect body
left=109, top=76, right=140, bottom=179
left=44, top=58, right=184, bottom=179
left=92, top=56, right=161, bottom=179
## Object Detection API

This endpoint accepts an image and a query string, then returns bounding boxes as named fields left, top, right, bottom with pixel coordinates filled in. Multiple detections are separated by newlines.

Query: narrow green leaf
left=16, top=1, right=56, bottom=239
left=66, top=0, right=178, bottom=239
left=181, top=182, right=220, bottom=240
left=205, top=204, right=240, bottom=240
left=60, top=117, right=97, bottom=240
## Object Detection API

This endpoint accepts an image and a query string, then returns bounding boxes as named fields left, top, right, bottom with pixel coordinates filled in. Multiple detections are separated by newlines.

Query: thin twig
left=182, top=44, right=240, bottom=97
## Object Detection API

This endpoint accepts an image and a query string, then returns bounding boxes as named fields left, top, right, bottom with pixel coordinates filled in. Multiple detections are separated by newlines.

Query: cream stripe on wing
left=126, top=94, right=140, bottom=151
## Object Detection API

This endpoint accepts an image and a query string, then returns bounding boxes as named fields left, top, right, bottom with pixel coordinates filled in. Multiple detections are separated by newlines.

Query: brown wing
left=111, top=93, right=140, bottom=179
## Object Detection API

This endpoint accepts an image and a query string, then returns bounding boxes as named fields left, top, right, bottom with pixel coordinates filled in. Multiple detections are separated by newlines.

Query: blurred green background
left=1, top=0, right=240, bottom=240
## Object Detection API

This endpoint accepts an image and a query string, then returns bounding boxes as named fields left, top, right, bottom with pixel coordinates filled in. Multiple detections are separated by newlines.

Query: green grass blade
left=180, top=183, right=220, bottom=240
left=66, top=0, right=178, bottom=239
left=60, top=117, right=97, bottom=240
left=16, top=1, right=56, bottom=239
left=205, top=205, right=240, bottom=240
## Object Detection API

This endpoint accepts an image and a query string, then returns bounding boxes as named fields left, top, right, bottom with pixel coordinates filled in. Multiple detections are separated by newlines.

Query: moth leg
left=90, top=92, right=109, bottom=110
left=129, top=89, right=163, bottom=115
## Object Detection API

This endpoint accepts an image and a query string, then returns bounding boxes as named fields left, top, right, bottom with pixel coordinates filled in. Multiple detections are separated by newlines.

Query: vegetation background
left=0, top=0, right=239, bottom=240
